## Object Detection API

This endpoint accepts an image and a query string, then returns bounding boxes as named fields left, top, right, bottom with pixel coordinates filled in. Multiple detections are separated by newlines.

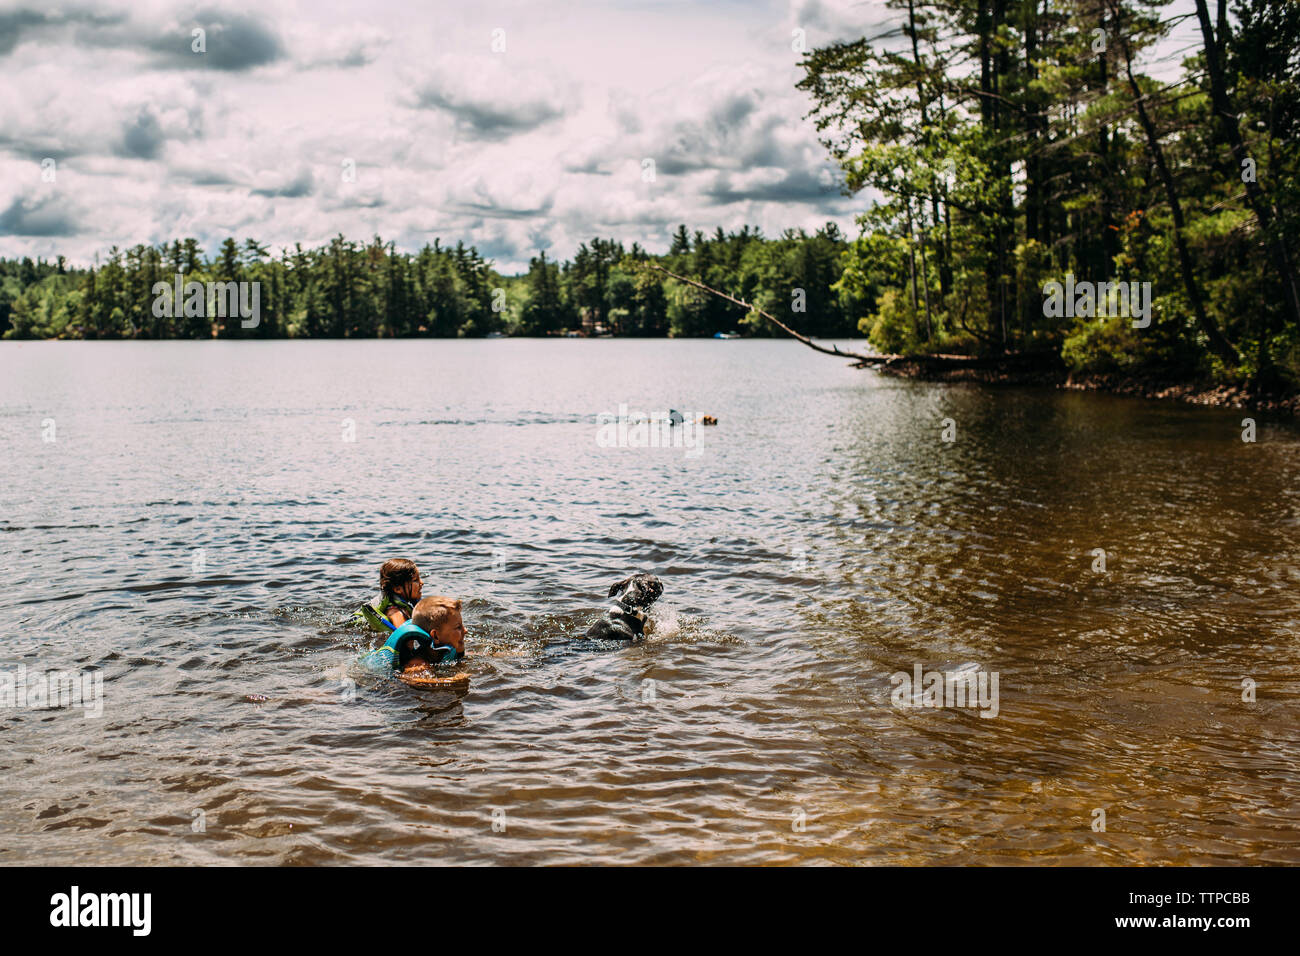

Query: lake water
left=1, top=339, right=1297, bottom=865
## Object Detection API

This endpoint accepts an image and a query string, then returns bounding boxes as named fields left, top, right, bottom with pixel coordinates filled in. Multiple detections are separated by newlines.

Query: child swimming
left=362, top=596, right=467, bottom=674
left=354, top=558, right=423, bottom=633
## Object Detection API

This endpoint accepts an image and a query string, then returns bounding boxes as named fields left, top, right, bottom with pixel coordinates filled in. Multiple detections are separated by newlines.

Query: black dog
left=585, top=573, right=664, bottom=641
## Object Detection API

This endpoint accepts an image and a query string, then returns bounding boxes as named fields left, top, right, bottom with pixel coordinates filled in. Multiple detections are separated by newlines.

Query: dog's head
left=608, top=573, right=663, bottom=610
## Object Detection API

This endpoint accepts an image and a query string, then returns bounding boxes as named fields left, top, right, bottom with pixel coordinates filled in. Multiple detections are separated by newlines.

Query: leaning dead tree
left=646, top=262, right=1052, bottom=374
left=645, top=263, right=890, bottom=364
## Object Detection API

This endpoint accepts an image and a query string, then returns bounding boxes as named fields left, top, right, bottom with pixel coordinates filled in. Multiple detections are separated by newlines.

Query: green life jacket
left=353, top=592, right=415, bottom=633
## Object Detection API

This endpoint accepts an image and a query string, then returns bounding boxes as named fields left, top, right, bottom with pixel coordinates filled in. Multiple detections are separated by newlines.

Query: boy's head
left=412, top=596, right=466, bottom=653
left=379, top=558, right=422, bottom=602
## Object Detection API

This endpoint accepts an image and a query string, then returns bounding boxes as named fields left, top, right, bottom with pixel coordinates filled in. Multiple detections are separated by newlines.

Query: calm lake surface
left=1, top=339, right=1297, bottom=865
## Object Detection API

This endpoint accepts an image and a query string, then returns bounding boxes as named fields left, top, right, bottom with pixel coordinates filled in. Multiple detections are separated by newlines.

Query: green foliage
left=1061, top=314, right=1145, bottom=375
left=861, top=288, right=923, bottom=354
left=797, top=0, right=1300, bottom=388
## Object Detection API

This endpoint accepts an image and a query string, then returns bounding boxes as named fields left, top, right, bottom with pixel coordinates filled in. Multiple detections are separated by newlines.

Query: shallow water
left=1, top=339, right=1297, bottom=865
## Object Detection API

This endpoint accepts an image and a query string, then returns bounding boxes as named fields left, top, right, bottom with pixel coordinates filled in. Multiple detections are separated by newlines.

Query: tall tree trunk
left=1097, top=9, right=1117, bottom=280
left=936, top=92, right=954, bottom=296
left=917, top=203, right=934, bottom=340
left=1193, top=0, right=1300, bottom=333
left=1024, top=0, right=1040, bottom=247
left=906, top=0, right=951, bottom=303
left=905, top=199, right=920, bottom=326
left=1023, top=0, right=1047, bottom=340
left=1111, top=3, right=1239, bottom=366
left=975, top=0, right=1007, bottom=349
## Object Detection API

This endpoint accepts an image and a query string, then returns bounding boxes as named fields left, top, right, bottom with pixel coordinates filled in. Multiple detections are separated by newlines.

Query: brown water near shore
left=1, top=339, right=1297, bottom=864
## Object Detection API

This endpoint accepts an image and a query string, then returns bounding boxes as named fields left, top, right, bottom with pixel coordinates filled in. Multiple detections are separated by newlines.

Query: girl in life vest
left=354, top=558, right=423, bottom=633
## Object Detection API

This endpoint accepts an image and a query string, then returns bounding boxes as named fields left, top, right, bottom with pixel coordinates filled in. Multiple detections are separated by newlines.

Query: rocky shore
left=863, top=353, right=1299, bottom=416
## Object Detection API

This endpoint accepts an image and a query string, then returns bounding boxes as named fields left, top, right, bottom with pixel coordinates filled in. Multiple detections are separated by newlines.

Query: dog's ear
left=608, top=576, right=632, bottom=598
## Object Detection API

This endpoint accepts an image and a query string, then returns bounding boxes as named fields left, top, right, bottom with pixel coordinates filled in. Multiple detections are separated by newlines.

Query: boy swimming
left=363, top=596, right=467, bottom=675
left=354, top=558, right=423, bottom=632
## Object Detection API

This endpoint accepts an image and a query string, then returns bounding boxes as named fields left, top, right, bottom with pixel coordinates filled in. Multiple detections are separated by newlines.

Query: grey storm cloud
left=0, top=104, right=194, bottom=164
left=0, top=196, right=79, bottom=237
left=0, top=134, right=80, bottom=163
left=0, top=4, right=284, bottom=71
left=119, top=109, right=165, bottom=160
left=142, top=9, right=284, bottom=71
left=655, top=133, right=792, bottom=176
left=473, top=236, right=528, bottom=263
left=704, top=167, right=842, bottom=204
left=649, top=90, right=785, bottom=175
left=708, top=90, right=762, bottom=129
left=410, top=82, right=567, bottom=140
left=251, top=167, right=314, bottom=198
left=655, top=153, right=717, bottom=176
left=447, top=196, right=556, bottom=220
left=181, top=168, right=239, bottom=186
left=0, top=7, right=126, bottom=56
left=405, top=59, right=569, bottom=141
left=0, top=8, right=53, bottom=55
left=562, top=155, right=611, bottom=175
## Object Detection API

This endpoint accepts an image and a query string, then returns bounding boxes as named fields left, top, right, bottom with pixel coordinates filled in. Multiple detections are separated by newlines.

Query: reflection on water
left=1, top=339, right=1297, bottom=864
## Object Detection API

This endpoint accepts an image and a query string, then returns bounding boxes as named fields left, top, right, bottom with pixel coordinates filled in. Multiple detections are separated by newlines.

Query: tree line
left=0, top=225, right=860, bottom=340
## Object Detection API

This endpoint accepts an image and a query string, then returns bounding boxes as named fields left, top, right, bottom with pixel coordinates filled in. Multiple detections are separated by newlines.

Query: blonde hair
left=412, top=596, right=461, bottom=635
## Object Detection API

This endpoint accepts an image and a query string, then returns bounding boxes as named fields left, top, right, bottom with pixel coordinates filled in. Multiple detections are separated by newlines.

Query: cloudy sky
left=0, top=0, right=905, bottom=271
left=0, top=0, right=1202, bottom=273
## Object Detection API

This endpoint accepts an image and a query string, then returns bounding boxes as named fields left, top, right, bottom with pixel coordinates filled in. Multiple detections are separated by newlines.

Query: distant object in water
left=713, top=332, right=740, bottom=339
left=485, top=331, right=505, bottom=339
left=666, top=409, right=717, bottom=426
